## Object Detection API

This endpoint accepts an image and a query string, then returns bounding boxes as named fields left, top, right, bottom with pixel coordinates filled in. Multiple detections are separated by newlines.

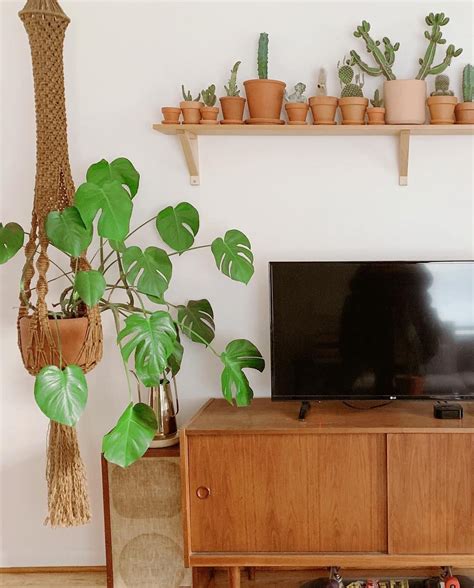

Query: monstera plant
left=1, top=157, right=264, bottom=467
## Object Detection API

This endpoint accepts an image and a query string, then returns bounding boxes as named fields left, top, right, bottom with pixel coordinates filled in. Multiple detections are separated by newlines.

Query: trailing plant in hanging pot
left=1, top=157, right=264, bottom=469
left=200, top=84, right=219, bottom=124
left=309, top=67, right=338, bottom=125
left=455, top=64, right=474, bottom=124
left=349, top=13, right=462, bottom=124
left=367, top=88, right=385, bottom=125
left=180, top=86, right=202, bottom=124
left=427, top=74, right=457, bottom=124
left=337, top=57, right=368, bottom=125
left=244, top=33, right=286, bottom=124
left=284, top=82, right=309, bottom=125
left=220, top=61, right=246, bottom=124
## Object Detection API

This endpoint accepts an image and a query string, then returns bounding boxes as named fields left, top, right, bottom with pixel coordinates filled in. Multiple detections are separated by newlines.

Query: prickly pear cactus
left=431, top=74, right=454, bottom=96
left=462, top=64, right=474, bottom=102
left=338, top=57, right=365, bottom=97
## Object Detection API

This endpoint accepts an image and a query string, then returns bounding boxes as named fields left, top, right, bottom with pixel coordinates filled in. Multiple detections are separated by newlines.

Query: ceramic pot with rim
left=180, top=100, right=202, bottom=124
left=243, top=79, right=286, bottom=123
left=200, top=106, right=219, bottom=124
left=284, top=102, right=309, bottom=125
left=219, top=96, right=246, bottom=124
left=339, top=97, right=368, bottom=125
left=455, top=102, right=474, bottom=124
left=367, top=107, right=386, bottom=125
left=384, top=79, right=427, bottom=124
left=19, top=315, right=89, bottom=369
left=309, top=96, right=338, bottom=125
left=427, top=95, right=457, bottom=124
left=161, top=107, right=181, bottom=124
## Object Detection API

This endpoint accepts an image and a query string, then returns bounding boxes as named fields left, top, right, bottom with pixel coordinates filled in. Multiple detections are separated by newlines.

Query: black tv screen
left=270, top=261, right=474, bottom=401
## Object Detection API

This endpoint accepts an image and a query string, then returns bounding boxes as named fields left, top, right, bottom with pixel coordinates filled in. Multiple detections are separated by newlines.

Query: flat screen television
left=270, top=261, right=474, bottom=401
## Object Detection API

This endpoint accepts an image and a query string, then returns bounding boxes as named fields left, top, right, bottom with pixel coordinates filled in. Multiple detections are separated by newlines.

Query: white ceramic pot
left=384, top=79, right=427, bottom=124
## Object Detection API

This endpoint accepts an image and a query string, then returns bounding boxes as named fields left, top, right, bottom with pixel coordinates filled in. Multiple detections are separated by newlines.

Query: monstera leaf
left=86, top=158, right=140, bottom=198
left=102, top=402, right=157, bottom=467
left=211, top=229, right=254, bottom=284
left=34, top=365, right=88, bottom=426
left=74, top=270, right=106, bottom=307
left=0, top=222, right=24, bottom=264
left=74, top=180, right=132, bottom=241
left=177, top=299, right=215, bottom=345
left=45, top=207, right=92, bottom=257
left=220, top=339, right=265, bottom=406
left=167, top=338, right=184, bottom=376
left=122, top=246, right=172, bottom=298
left=156, top=202, right=199, bottom=252
left=109, top=239, right=126, bottom=253
left=117, top=311, right=177, bottom=387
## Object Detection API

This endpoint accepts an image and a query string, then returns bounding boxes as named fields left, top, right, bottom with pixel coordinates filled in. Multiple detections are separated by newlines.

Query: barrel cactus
left=462, top=64, right=474, bottom=102
left=431, top=74, right=454, bottom=96
left=338, top=58, right=365, bottom=97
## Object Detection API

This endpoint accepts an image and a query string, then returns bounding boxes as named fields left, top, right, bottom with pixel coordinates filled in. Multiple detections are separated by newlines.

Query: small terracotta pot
left=180, top=101, right=202, bottom=124
left=243, top=79, right=286, bottom=123
left=455, top=102, right=474, bottom=124
left=285, top=102, right=309, bottom=125
left=309, top=96, right=338, bottom=125
left=161, top=107, right=181, bottom=124
left=339, top=97, right=368, bottom=125
left=200, top=106, right=219, bottom=124
left=19, top=316, right=89, bottom=369
left=220, top=96, right=246, bottom=124
left=367, top=107, right=386, bottom=125
left=427, top=96, right=457, bottom=124
left=384, top=79, right=427, bottom=124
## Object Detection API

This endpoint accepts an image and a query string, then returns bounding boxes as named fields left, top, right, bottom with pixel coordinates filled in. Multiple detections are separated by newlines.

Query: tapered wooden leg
left=192, top=567, right=214, bottom=587
left=228, top=566, right=241, bottom=587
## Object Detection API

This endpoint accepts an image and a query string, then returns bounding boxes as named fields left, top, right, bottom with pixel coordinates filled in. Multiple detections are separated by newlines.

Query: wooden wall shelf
left=153, top=123, right=474, bottom=187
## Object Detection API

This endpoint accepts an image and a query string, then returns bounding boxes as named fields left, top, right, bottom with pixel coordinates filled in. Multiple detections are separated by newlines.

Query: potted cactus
left=367, top=88, right=385, bottom=125
left=455, top=64, right=474, bottom=124
left=309, top=67, right=338, bottom=125
left=427, top=74, right=457, bottom=124
left=243, top=33, right=286, bottom=124
left=350, top=13, right=462, bottom=124
left=284, top=82, right=309, bottom=124
left=220, top=61, right=246, bottom=124
left=337, top=58, right=368, bottom=125
left=200, top=84, right=219, bottom=124
left=180, top=86, right=202, bottom=124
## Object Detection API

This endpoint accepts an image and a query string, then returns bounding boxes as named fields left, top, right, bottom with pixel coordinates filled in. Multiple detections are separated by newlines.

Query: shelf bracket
left=178, top=130, right=200, bottom=185
left=399, top=130, right=410, bottom=186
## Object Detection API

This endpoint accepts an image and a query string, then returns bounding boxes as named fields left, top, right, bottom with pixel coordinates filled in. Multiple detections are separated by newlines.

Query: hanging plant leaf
left=167, top=338, right=184, bottom=376
left=118, top=311, right=177, bottom=387
left=86, top=158, right=140, bottom=198
left=74, top=270, right=106, bottom=307
left=156, top=202, right=199, bottom=252
left=34, top=365, right=88, bottom=426
left=45, top=207, right=92, bottom=257
left=102, top=402, right=157, bottom=468
left=211, top=229, right=254, bottom=284
left=122, top=246, right=172, bottom=298
left=0, top=222, right=24, bottom=264
left=177, top=299, right=215, bottom=345
left=74, top=180, right=132, bottom=241
left=220, top=339, right=265, bottom=406
left=109, top=239, right=126, bottom=253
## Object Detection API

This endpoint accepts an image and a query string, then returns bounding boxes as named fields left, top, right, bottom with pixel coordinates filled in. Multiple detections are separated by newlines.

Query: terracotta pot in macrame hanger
left=18, top=0, right=103, bottom=527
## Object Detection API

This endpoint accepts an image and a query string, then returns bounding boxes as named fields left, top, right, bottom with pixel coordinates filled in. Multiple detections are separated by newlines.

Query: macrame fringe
left=44, top=421, right=91, bottom=527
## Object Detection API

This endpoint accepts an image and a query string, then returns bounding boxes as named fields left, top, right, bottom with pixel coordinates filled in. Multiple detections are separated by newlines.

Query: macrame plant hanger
left=18, top=0, right=103, bottom=527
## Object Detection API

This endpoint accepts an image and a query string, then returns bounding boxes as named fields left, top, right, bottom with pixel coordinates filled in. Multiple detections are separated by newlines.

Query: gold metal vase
left=149, top=379, right=180, bottom=447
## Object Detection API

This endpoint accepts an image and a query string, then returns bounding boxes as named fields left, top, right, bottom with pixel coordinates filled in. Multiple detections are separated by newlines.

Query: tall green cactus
left=462, top=64, right=474, bottom=102
left=350, top=20, right=399, bottom=81
left=258, top=33, right=269, bottom=79
left=416, top=13, right=462, bottom=80
left=225, top=61, right=241, bottom=97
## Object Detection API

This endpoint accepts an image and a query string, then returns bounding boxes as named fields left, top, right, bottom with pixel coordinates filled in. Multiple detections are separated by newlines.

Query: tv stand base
left=298, top=400, right=311, bottom=421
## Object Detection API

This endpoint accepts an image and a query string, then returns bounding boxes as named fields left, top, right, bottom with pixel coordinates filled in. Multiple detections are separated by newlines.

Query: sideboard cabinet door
left=388, top=433, right=474, bottom=554
left=187, top=434, right=387, bottom=553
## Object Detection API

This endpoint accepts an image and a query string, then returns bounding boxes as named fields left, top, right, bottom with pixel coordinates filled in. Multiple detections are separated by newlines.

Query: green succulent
left=201, top=84, right=217, bottom=107
left=181, top=85, right=200, bottom=102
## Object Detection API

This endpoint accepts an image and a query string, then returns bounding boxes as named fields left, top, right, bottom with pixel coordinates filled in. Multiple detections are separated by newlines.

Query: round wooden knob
left=196, top=486, right=210, bottom=499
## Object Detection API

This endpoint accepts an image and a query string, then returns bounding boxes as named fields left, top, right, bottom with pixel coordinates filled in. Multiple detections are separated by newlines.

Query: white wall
left=0, top=0, right=472, bottom=567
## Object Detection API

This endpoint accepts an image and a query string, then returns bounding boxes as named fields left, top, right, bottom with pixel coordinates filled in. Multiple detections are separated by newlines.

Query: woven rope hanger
left=18, top=0, right=103, bottom=527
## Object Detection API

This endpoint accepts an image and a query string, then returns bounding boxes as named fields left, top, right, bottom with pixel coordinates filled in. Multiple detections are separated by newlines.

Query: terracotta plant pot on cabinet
left=220, top=96, right=246, bottom=124
left=244, top=79, right=285, bottom=124
left=339, top=97, right=368, bottom=124
left=309, top=96, right=338, bottom=125
left=384, top=80, right=427, bottom=124
left=161, top=107, right=181, bottom=124
left=180, top=101, right=202, bottom=124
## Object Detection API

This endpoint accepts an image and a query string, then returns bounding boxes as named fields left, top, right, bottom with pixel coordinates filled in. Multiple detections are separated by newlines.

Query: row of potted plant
left=161, top=15, right=474, bottom=126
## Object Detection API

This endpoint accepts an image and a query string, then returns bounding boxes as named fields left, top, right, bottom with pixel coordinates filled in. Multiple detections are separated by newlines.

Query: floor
left=1, top=569, right=473, bottom=587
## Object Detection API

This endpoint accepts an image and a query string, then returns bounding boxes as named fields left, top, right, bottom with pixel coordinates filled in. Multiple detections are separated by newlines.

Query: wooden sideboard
left=180, top=398, right=474, bottom=587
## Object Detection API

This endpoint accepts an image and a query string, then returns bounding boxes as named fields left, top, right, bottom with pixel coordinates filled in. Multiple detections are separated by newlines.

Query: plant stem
left=99, top=237, right=105, bottom=271
left=168, top=244, right=211, bottom=257
left=47, top=258, right=75, bottom=286
left=125, top=216, right=156, bottom=241
left=111, top=305, right=133, bottom=403
left=116, top=253, right=135, bottom=307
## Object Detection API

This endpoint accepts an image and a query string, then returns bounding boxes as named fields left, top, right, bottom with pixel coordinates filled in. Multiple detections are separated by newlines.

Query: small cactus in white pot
left=284, top=82, right=309, bottom=125
left=427, top=74, right=457, bottom=124
left=200, top=84, right=219, bottom=125
left=220, top=61, right=246, bottom=124
left=367, top=88, right=385, bottom=125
